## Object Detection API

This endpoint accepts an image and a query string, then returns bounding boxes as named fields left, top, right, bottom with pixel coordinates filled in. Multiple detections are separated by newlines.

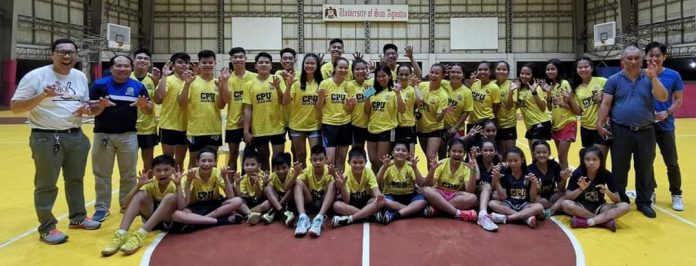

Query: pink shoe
left=570, top=216, right=589, bottom=228
left=603, top=219, right=617, bottom=232
left=457, top=210, right=477, bottom=222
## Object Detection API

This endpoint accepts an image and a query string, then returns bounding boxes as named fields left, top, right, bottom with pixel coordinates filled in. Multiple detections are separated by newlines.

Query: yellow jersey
left=159, top=75, right=187, bottom=131
left=186, top=77, right=222, bottom=136
left=345, top=167, right=379, bottom=199
left=443, top=83, right=473, bottom=129
left=132, top=73, right=158, bottom=135
left=239, top=171, right=265, bottom=198
left=434, top=158, right=471, bottom=191
left=139, top=180, right=176, bottom=202
left=549, top=80, right=577, bottom=130
left=575, top=77, right=607, bottom=130
left=269, top=168, right=296, bottom=193
left=383, top=163, right=418, bottom=195
left=397, top=85, right=418, bottom=127
left=186, top=167, right=225, bottom=204
left=468, top=80, right=501, bottom=123
left=416, top=82, right=448, bottom=133
left=288, top=80, right=321, bottom=131
left=319, top=78, right=351, bottom=125
left=496, top=80, right=518, bottom=129
left=347, top=79, right=374, bottom=128
left=298, top=165, right=333, bottom=192
left=242, top=75, right=285, bottom=137
left=225, top=70, right=257, bottom=130
left=517, top=86, right=551, bottom=130
left=367, top=89, right=399, bottom=134
left=275, top=69, right=297, bottom=127
left=320, top=61, right=353, bottom=81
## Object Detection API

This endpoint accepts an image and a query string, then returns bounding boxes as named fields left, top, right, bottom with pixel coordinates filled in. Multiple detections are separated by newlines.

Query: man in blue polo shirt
left=645, top=42, right=685, bottom=211
left=90, top=55, right=153, bottom=222
left=597, top=45, right=668, bottom=218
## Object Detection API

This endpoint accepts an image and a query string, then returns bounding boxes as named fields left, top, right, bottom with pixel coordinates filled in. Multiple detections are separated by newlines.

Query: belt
left=614, top=123, right=653, bottom=131
left=31, top=127, right=81, bottom=134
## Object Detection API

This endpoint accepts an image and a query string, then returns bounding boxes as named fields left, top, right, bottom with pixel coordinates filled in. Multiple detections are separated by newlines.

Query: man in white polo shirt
left=11, top=39, right=101, bottom=245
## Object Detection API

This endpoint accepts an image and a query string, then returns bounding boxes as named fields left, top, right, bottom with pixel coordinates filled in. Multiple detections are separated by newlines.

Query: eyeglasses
left=54, top=50, right=77, bottom=56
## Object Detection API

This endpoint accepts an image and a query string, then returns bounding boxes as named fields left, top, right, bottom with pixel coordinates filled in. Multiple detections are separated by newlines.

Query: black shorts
left=525, top=121, right=552, bottom=140
left=137, top=134, right=159, bottom=149
left=503, top=200, right=529, bottom=212
left=243, top=196, right=265, bottom=208
left=160, top=129, right=189, bottom=145
left=417, top=129, right=444, bottom=139
left=577, top=201, right=606, bottom=214
left=349, top=195, right=370, bottom=209
left=395, top=126, right=417, bottom=144
left=322, top=123, right=353, bottom=147
left=385, top=193, right=425, bottom=205
left=496, top=126, right=517, bottom=141
left=141, top=202, right=169, bottom=231
left=580, top=127, right=611, bottom=147
left=306, top=190, right=326, bottom=215
left=352, top=126, right=369, bottom=144
left=188, top=135, right=222, bottom=153
left=225, top=129, right=244, bottom=144
left=187, top=199, right=225, bottom=216
left=253, top=133, right=286, bottom=146
left=367, top=129, right=396, bottom=142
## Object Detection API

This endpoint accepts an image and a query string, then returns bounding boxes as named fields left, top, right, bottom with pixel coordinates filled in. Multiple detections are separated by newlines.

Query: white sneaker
left=672, top=195, right=685, bottom=211
left=308, top=215, right=325, bottom=237
left=294, top=214, right=311, bottom=237
left=489, top=212, right=507, bottom=224
left=477, top=215, right=499, bottom=231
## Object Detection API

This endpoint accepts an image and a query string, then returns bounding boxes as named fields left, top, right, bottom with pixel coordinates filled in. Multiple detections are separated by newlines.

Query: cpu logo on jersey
left=54, top=81, right=78, bottom=101
left=372, top=101, right=386, bottom=111
left=200, top=92, right=216, bottom=102
left=509, top=188, right=527, bottom=200
left=447, top=98, right=458, bottom=107
left=256, top=92, right=272, bottom=103
left=331, top=93, right=346, bottom=103
left=472, top=91, right=486, bottom=102
left=233, top=91, right=243, bottom=101
left=355, top=93, right=366, bottom=103
left=302, top=95, right=318, bottom=105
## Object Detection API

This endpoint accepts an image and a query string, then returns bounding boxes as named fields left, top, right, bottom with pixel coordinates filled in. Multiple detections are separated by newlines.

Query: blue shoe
left=92, top=210, right=110, bottom=222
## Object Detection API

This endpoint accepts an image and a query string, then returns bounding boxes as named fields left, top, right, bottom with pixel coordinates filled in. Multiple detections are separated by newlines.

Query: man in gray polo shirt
left=11, top=39, right=101, bottom=244
left=597, top=45, right=668, bottom=218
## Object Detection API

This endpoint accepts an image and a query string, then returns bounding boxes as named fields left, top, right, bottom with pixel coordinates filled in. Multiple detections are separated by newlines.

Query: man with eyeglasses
left=11, top=38, right=101, bottom=245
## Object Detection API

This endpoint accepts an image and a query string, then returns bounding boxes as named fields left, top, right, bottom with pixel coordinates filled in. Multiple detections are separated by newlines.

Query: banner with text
left=322, top=5, right=408, bottom=22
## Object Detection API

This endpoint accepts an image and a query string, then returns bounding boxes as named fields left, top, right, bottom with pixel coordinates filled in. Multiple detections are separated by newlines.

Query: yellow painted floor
left=0, top=113, right=695, bottom=265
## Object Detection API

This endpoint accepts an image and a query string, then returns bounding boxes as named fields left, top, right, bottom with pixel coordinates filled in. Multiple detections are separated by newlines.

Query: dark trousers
left=611, top=125, right=656, bottom=205
left=651, top=128, right=682, bottom=195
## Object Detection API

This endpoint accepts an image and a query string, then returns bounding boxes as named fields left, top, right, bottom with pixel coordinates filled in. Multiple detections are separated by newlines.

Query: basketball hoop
left=116, top=40, right=124, bottom=48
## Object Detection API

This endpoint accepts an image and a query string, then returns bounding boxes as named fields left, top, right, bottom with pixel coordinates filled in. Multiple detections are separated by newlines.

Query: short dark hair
left=255, top=52, right=272, bottom=63
left=272, top=152, right=292, bottom=168
left=383, top=43, right=398, bottom=54
left=280, top=47, right=297, bottom=58
left=152, top=154, right=176, bottom=168
left=197, top=49, right=216, bottom=60
left=196, top=147, right=218, bottom=161
left=310, top=145, right=326, bottom=156
left=51, top=39, right=78, bottom=52
left=228, top=47, right=247, bottom=56
left=133, top=48, right=152, bottom=58
left=348, top=147, right=367, bottom=161
left=329, top=38, right=344, bottom=46
left=645, top=41, right=667, bottom=55
left=109, top=55, right=133, bottom=67
left=243, top=146, right=262, bottom=164
left=170, top=52, right=190, bottom=63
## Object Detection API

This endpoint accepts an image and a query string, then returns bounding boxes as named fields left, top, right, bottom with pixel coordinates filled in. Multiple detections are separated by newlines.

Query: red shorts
left=437, top=188, right=458, bottom=201
left=552, top=122, right=577, bottom=142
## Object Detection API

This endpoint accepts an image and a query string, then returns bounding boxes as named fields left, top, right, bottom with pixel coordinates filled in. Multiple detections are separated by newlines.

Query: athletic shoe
left=603, top=219, right=617, bottom=232
left=40, top=229, right=68, bottom=245
left=382, top=211, right=396, bottom=225
left=262, top=210, right=276, bottom=224
left=489, top=212, right=507, bottom=224
left=672, top=195, right=685, bottom=211
left=229, top=214, right=244, bottom=224
left=92, top=210, right=110, bottom=222
left=120, top=230, right=147, bottom=255
left=477, top=215, right=499, bottom=232
left=68, top=217, right=101, bottom=230
left=373, top=211, right=384, bottom=223
left=247, top=212, right=263, bottom=225
left=542, top=209, right=555, bottom=219
left=526, top=216, right=537, bottom=228
left=294, top=214, right=311, bottom=237
left=101, top=232, right=128, bottom=256
left=283, top=211, right=296, bottom=227
left=457, top=210, right=477, bottom=222
left=570, top=216, right=589, bottom=228
left=331, top=216, right=351, bottom=228
left=422, top=205, right=437, bottom=217
left=308, top=215, right=325, bottom=237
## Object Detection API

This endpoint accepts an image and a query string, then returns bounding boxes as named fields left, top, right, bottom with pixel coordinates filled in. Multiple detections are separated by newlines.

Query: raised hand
left=646, top=62, right=658, bottom=79
left=270, top=75, right=281, bottom=89
left=380, top=154, right=393, bottom=168
left=393, top=80, right=402, bottom=92
left=186, top=168, right=200, bottom=182
left=428, top=154, right=440, bottom=170
left=541, top=80, right=553, bottom=93
left=172, top=165, right=183, bottom=185
left=317, top=88, right=327, bottom=100
left=469, top=71, right=478, bottom=81
left=491, top=165, right=502, bottom=183
left=285, top=71, right=296, bottom=85
left=510, top=80, right=521, bottom=92
left=468, top=125, right=483, bottom=137
left=409, top=156, right=420, bottom=167
left=136, top=170, right=154, bottom=188
left=317, top=53, right=326, bottom=65
left=577, top=176, right=590, bottom=191
left=560, top=168, right=572, bottom=181
left=152, top=67, right=161, bottom=81
left=262, top=171, right=271, bottom=186
left=129, top=95, right=149, bottom=108
left=292, top=161, right=304, bottom=174
left=335, top=172, right=346, bottom=188
left=42, top=84, right=62, bottom=98
left=182, top=70, right=195, bottom=84
left=443, top=104, right=457, bottom=115
left=98, top=96, right=116, bottom=108
left=595, top=184, right=607, bottom=194
left=346, top=97, right=357, bottom=109
left=466, top=150, right=478, bottom=170
left=367, top=60, right=377, bottom=72
left=233, top=171, right=242, bottom=183
left=328, top=164, right=338, bottom=177
left=190, top=62, right=199, bottom=75
left=409, top=74, right=421, bottom=87
left=405, top=45, right=415, bottom=59
left=527, top=173, right=540, bottom=188
left=352, top=52, right=364, bottom=61
left=162, top=62, right=174, bottom=76
left=220, top=67, right=231, bottom=81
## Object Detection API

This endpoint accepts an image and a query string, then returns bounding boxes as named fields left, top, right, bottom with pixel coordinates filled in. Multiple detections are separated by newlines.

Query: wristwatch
left=667, top=109, right=673, bottom=115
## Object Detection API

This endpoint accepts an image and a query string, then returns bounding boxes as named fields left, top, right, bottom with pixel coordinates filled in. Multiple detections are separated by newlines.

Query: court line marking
left=140, top=232, right=167, bottom=266
left=0, top=190, right=118, bottom=249
left=550, top=217, right=586, bottom=266
left=362, top=222, right=370, bottom=266
left=516, top=140, right=696, bottom=228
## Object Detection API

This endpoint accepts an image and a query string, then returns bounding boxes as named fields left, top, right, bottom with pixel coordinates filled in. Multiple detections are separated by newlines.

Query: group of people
left=10, top=38, right=684, bottom=253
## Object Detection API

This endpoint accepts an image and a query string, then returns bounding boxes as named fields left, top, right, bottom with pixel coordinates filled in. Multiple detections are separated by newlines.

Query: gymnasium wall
left=675, top=83, right=696, bottom=118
